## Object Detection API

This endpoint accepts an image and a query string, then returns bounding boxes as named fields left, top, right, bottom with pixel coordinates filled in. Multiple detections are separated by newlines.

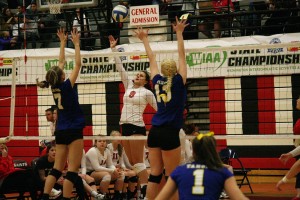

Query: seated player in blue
left=155, top=132, right=249, bottom=200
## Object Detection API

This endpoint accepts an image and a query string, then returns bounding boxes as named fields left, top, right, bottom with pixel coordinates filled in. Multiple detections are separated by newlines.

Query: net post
left=9, top=58, right=17, bottom=137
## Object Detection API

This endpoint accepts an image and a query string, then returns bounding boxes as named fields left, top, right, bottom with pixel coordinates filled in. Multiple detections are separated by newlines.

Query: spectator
left=86, top=137, right=125, bottom=199
left=2, top=7, right=15, bottom=31
left=262, top=0, right=297, bottom=35
left=11, top=14, right=38, bottom=49
left=0, top=142, right=38, bottom=200
left=2, top=7, right=14, bottom=23
left=72, top=8, right=95, bottom=50
left=0, top=143, right=20, bottom=182
left=16, top=5, right=24, bottom=17
left=197, top=0, right=234, bottom=38
left=0, top=31, right=17, bottom=50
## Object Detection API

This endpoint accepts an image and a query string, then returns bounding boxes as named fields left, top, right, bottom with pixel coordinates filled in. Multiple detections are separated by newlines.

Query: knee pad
left=148, top=174, right=163, bottom=184
left=102, top=174, right=111, bottom=182
left=65, top=171, right=79, bottom=185
left=128, top=176, right=138, bottom=183
left=49, top=168, right=62, bottom=180
left=133, top=163, right=146, bottom=174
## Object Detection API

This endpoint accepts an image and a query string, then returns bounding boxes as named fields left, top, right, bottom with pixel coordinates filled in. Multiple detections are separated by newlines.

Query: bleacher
left=0, top=0, right=299, bottom=50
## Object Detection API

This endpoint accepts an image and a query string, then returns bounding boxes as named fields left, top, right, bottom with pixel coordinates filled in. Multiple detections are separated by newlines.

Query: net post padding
left=48, top=0, right=62, bottom=14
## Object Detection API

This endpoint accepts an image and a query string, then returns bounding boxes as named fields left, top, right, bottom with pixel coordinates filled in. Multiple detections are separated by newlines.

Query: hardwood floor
left=2, top=182, right=297, bottom=199
left=242, top=182, right=296, bottom=199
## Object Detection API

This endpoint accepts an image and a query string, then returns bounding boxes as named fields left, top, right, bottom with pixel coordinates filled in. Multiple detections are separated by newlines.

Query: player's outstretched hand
left=57, top=27, right=67, bottom=43
left=172, top=16, right=189, bottom=33
left=134, top=26, right=149, bottom=41
left=109, top=35, right=118, bottom=49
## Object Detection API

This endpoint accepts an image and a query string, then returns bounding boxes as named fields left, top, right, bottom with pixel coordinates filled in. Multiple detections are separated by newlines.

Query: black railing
left=0, top=0, right=299, bottom=50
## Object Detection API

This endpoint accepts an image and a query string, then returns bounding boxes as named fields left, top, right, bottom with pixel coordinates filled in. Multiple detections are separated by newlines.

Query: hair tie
left=196, top=132, right=214, bottom=141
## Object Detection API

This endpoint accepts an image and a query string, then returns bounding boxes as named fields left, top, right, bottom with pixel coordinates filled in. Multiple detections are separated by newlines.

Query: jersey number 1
left=192, top=169, right=205, bottom=195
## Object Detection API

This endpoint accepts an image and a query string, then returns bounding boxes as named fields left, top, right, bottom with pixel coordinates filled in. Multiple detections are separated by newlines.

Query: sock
left=91, top=190, right=98, bottom=197
left=141, top=185, right=147, bottom=198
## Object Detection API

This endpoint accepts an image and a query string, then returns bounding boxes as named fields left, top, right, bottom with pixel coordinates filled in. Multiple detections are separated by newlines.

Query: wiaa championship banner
left=0, top=33, right=300, bottom=85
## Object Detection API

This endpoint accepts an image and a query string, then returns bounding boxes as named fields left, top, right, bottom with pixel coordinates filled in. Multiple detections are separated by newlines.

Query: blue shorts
left=54, top=129, right=83, bottom=145
left=147, top=125, right=180, bottom=150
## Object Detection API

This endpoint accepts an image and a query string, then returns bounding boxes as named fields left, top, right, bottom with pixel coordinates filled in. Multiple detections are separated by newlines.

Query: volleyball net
left=1, top=35, right=300, bottom=143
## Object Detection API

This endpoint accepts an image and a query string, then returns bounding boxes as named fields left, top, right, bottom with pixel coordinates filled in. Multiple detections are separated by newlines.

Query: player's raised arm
left=57, top=28, right=68, bottom=70
left=172, top=17, right=188, bottom=84
left=68, top=28, right=81, bottom=87
left=109, top=35, right=129, bottom=88
left=134, top=27, right=159, bottom=80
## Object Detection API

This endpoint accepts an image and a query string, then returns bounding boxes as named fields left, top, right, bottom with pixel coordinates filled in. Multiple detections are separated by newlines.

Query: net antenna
left=48, top=0, right=63, bottom=14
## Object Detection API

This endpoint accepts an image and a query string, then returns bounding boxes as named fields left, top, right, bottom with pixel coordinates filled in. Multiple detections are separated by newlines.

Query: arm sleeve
left=87, top=148, right=114, bottom=173
left=290, top=146, right=300, bottom=157
left=146, top=90, right=157, bottom=111
left=112, top=47, right=129, bottom=89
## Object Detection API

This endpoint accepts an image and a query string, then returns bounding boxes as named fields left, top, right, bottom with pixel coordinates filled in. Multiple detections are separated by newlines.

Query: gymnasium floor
left=3, top=182, right=296, bottom=199
left=242, top=182, right=295, bottom=199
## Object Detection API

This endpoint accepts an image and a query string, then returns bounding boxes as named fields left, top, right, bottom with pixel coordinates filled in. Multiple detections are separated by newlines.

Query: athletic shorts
left=54, top=129, right=83, bottom=145
left=86, top=171, right=94, bottom=176
left=121, top=123, right=146, bottom=136
left=147, top=125, right=180, bottom=150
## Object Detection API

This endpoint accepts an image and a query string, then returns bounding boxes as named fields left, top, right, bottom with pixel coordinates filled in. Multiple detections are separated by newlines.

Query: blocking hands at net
left=155, top=134, right=249, bottom=200
left=109, top=34, right=157, bottom=199
left=36, top=28, right=85, bottom=200
left=134, top=17, right=188, bottom=200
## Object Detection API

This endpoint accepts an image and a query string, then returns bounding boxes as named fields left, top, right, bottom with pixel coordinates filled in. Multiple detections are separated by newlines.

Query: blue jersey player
left=135, top=17, right=188, bottom=199
left=37, top=28, right=85, bottom=200
left=156, top=132, right=249, bottom=200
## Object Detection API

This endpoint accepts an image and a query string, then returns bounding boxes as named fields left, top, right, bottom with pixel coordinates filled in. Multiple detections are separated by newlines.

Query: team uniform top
left=113, top=48, right=157, bottom=127
left=85, top=147, right=116, bottom=173
left=152, top=74, right=187, bottom=129
left=34, top=155, right=54, bottom=178
left=51, top=79, right=85, bottom=131
left=171, top=162, right=233, bottom=200
left=107, top=143, right=133, bottom=169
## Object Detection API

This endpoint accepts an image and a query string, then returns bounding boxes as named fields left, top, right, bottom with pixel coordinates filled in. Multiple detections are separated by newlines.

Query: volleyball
left=112, top=5, right=129, bottom=22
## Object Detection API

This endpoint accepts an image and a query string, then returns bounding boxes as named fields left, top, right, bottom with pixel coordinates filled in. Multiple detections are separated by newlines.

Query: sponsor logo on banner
left=3, top=58, right=12, bottom=65
left=130, top=55, right=148, bottom=60
left=117, top=47, right=127, bottom=61
left=268, top=38, right=283, bottom=53
left=287, top=47, right=300, bottom=52
left=186, top=50, right=227, bottom=70
left=0, top=58, right=13, bottom=78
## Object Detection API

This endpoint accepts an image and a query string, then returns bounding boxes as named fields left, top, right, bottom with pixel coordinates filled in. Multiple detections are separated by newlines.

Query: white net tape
left=6, top=135, right=300, bottom=141
left=48, top=0, right=62, bottom=14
